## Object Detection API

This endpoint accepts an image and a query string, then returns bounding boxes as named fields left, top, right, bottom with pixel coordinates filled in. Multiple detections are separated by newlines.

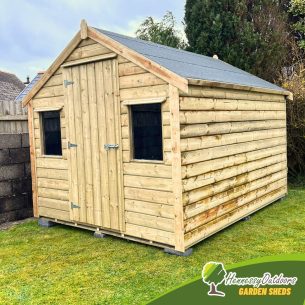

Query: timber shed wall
left=25, top=29, right=288, bottom=253
left=180, top=86, right=288, bottom=248
left=31, top=38, right=176, bottom=246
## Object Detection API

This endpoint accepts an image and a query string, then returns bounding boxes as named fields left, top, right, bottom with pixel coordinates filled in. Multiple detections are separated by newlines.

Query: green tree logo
left=202, top=262, right=227, bottom=297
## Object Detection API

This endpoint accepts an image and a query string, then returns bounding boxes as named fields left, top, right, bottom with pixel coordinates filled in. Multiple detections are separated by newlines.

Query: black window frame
left=40, top=110, right=63, bottom=157
left=130, top=103, right=163, bottom=162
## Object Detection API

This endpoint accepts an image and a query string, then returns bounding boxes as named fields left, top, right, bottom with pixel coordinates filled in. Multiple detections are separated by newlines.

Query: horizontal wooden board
left=38, top=197, right=69, bottom=211
left=183, top=152, right=286, bottom=192
left=184, top=178, right=286, bottom=233
left=35, top=85, right=63, bottom=99
left=124, top=175, right=172, bottom=192
left=125, top=199, right=174, bottom=218
left=32, top=96, right=65, bottom=109
left=125, top=211, right=174, bottom=232
left=38, top=187, right=69, bottom=201
left=119, top=73, right=166, bottom=89
left=180, top=97, right=285, bottom=111
left=120, top=84, right=168, bottom=100
left=36, top=158, right=68, bottom=170
left=66, top=43, right=112, bottom=62
left=123, top=162, right=172, bottom=178
left=37, top=178, right=69, bottom=191
left=180, top=110, right=286, bottom=125
left=38, top=206, right=70, bottom=221
left=183, top=162, right=287, bottom=205
left=181, top=136, right=285, bottom=165
left=78, top=38, right=97, bottom=47
left=124, top=187, right=175, bottom=205
left=44, top=74, right=63, bottom=87
left=36, top=168, right=68, bottom=180
left=184, top=169, right=286, bottom=212
left=120, top=99, right=170, bottom=114
left=180, top=120, right=286, bottom=138
left=182, top=145, right=286, bottom=179
left=125, top=223, right=174, bottom=245
left=180, top=128, right=286, bottom=151
left=118, top=62, right=146, bottom=76
left=184, top=185, right=287, bottom=247
left=183, top=85, right=286, bottom=102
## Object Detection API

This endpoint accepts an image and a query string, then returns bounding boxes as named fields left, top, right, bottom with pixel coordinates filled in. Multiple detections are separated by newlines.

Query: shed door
left=63, top=59, right=123, bottom=231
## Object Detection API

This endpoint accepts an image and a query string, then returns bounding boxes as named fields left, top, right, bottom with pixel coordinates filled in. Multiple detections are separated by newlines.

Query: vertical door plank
left=72, top=66, right=87, bottom=223
left=87, top=63, right=103, bottom=227
left=103, top=59, right=120, bottom=230
left=112, top=59, right=125, bottom=231
left=65, top=67, right=79, bottom=222
left=95, top=61, right=111, bottom=228
left=80, top=64, right=94, bottom=224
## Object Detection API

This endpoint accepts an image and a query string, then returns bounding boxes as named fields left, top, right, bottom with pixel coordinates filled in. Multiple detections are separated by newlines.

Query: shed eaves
left=96, top=28, right=285, bottom=93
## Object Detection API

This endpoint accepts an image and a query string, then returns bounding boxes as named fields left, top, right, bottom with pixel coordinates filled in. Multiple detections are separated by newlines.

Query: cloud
left=0, top=0, right=185, bottom=81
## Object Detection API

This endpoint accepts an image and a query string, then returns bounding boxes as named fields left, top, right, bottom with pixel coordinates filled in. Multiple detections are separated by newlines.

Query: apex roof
left=96, top=28, right=285, bottom=93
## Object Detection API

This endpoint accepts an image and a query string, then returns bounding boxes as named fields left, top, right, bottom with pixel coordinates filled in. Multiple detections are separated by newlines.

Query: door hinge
left=68, top=141, right=77, bottom=149
left=71, top=202, right=80, bottom=209
left=104, top=144, right=119, bottom=150
left=64, top=80, right=74, bottom=88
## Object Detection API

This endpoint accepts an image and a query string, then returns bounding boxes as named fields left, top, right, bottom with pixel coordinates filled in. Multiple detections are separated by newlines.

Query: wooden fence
left=0, top=99, right=28, bottom=133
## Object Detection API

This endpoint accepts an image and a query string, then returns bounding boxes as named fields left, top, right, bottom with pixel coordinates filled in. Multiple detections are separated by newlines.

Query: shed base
left=93, top=231, right=107, bottom=238
left=164, top=248, right=193, bottom=257
left=38, top=217, right=56, bottom=227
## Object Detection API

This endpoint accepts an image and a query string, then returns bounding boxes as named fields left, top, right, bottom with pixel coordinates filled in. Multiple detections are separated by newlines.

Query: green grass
left=0, top=188, right=304, bottom=305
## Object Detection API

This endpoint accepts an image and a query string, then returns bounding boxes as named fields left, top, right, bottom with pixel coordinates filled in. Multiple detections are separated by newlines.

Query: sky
left=0, top=0, right=185, bottom=82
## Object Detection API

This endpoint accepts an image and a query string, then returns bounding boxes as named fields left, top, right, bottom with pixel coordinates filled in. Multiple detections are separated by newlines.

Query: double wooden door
left=63, top=59, right=123, bottom=231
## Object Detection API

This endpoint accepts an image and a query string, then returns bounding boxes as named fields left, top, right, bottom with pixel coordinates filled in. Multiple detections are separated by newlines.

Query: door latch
left=64, top=80, right=74, bottom=87
left=68, top=142, right=77, bottom=149
left=71, top=202, right=80, bottom=209
left=104, top=144, right=119, bottom=150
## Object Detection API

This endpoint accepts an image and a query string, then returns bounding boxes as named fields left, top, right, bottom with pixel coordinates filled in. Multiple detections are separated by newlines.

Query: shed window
left=131, top=103, right=163, bottom=161
left=41, top=111, right=62, bottom=156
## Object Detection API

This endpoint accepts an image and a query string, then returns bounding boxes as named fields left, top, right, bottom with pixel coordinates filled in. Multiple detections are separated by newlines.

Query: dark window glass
left=131, top=103, right=163, bottom=161
left=41, top=111, right=62, bottom=156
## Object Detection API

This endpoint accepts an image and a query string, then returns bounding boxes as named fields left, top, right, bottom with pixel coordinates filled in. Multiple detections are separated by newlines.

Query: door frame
left=62, top=58, right=125, bottom=232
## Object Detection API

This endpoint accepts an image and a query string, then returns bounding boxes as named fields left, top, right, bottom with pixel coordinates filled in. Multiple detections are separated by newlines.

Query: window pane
left=131, top=103, right=163, bottom=161
left=41, top=111, right=62, bottom=156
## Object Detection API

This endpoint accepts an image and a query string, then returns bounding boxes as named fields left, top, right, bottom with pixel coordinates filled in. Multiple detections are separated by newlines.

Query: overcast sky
left=0, top=0, right=185, bottom=82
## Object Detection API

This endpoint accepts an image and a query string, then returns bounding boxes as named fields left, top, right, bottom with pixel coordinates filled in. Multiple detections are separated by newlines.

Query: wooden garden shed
left=22, top=20, right=291, bottom=255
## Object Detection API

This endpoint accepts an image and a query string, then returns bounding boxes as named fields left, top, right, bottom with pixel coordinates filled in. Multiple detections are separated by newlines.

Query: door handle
left=104, top=144, right=119, bottom=150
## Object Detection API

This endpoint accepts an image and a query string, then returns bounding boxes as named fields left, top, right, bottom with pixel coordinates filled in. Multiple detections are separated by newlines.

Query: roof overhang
left=188, top=78, right=293, bottom=101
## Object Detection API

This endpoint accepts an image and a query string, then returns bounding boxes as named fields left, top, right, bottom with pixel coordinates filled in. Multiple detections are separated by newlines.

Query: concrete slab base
left=164, top=247, right=193, bottom=257
left=93, top=231, right=107, bottom=238
left=241, top=216, right=251, bottom=221
left=38, top=217, right=56, bottom=227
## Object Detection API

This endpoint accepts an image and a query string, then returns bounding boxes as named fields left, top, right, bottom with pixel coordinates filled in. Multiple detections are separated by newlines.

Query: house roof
left=0, top=70, right=25, bottom=102
left=15, top=72, right=44, bottom=102
left=96, top=28, right=285, bottom=93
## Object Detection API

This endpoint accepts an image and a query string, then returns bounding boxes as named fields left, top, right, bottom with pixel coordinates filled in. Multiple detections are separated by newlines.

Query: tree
left=184, top=0, right=290, bottom=82
left=289, top=0, right=305, bottom=49
left=202, top=262, right=227, bottom=297
left=135, top=11, right=187, bottom=49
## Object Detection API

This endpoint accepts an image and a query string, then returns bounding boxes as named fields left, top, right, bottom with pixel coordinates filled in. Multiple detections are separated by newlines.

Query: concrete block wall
left=0, top=133, right=33, bottom=224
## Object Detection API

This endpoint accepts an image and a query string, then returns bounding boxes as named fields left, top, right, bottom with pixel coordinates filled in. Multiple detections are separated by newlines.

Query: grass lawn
left=0, top=188, right=304, bottom=305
